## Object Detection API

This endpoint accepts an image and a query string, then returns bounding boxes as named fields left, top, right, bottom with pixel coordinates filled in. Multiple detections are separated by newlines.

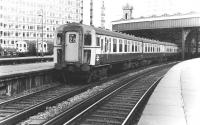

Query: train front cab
left=55, top=24, right=97, bottom=83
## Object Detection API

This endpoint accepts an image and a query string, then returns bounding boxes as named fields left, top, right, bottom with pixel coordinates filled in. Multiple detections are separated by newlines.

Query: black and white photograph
left=0, top=0, right=200, bottom=124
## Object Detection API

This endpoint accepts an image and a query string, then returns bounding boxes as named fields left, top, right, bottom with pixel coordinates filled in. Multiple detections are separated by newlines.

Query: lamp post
left=38, top=9, right=44, bottom=56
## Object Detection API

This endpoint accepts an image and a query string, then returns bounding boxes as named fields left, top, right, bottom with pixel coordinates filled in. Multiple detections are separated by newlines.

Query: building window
left=4, top=32, right=7, bottom=36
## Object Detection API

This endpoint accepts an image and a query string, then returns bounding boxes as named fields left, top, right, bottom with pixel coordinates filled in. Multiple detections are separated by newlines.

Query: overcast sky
left=93, top=0, right=200, bottom=29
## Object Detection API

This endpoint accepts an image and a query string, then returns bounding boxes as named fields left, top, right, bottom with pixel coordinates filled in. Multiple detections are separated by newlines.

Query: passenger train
left=54, top=23, right=178, bottom=83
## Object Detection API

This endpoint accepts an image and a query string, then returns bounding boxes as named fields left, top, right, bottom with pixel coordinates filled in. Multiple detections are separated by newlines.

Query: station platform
left=138, top=58, right=200, bottom=125
left=0, top=62, right=55, bottom=77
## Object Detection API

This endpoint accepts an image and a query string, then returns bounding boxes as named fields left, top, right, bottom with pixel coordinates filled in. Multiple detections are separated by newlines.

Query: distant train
left=54, top=23, right=179, bottom=83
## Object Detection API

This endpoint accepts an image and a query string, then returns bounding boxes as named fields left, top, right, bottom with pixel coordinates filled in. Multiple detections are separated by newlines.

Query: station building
left=0, top=0, right=83, bottom=53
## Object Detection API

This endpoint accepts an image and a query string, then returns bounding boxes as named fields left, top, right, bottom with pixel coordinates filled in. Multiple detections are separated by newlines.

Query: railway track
left=0, top=84, right=92, bottom=125
left=40, top=63, right=173, bottom=125
left=0, top=62, right=176, bottom=125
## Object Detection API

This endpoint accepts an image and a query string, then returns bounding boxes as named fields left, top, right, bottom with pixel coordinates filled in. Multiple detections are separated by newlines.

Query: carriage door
left=65, top=32, right=79, bottom=62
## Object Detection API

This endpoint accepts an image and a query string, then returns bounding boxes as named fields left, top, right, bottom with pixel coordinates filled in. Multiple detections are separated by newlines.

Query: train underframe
left=58, top=54, right=177, bottom=84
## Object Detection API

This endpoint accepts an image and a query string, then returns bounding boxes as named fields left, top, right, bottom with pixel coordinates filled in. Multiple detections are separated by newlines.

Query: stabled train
left=54, top=23, right=178, bottom=83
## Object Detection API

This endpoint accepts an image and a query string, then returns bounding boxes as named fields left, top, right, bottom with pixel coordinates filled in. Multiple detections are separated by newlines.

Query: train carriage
left=54, top=23, right=178, bottom=83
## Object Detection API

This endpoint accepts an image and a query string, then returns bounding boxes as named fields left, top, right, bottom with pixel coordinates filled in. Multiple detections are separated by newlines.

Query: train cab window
left=119, top=39, right=123, bottom=52
left=96, top=37, right=100, bottom=46
left=84, top=32, right=91, bottom=45
left=124, top=40, right=127, bottom=52
left=69, top=34, right=76, bottom=43
left=113, top=38, right=117, bottom=52
left=56, top=33, right=62, bottom=45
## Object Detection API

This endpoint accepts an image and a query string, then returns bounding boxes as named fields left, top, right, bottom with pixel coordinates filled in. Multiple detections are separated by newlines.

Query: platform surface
left=138, top=58, right=200, bottom=125
left=0, top=62, right=55, bottom=77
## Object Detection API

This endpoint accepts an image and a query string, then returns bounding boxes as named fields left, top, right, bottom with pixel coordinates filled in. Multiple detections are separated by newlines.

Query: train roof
left=57, top=23, right=177, bottom=47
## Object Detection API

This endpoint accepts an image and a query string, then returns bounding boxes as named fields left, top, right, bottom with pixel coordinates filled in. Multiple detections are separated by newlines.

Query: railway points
left=138, top=58, right=200, bottom=125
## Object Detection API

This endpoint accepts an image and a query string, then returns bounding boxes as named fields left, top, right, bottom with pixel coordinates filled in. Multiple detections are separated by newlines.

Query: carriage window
left=113, top=38, right=117, bottom=52
left=153, top=45, right=155, bottom=52
left=101, top=39, right=103, bottom=51
left=132, top=41, right=135, bottom=52
left=69, top=34, right=76, bottom=43
left=145, top=44, right=147, bottom=52
left=127, top=41, right=130, bottom=52
left=124, top=40, right=127, bottom=52
left=96, top=37, right=100, bottom=46
left=83, top=50, right=91, bottom=64
left=105, top=37, right=108, bottom=52
left=109, top=38, right=111, bottom=52
left=135, top=42, right=138, bottom=52
left=84, top=32, right=91, bottom=45
left=119, top=39, right=122, bottom=52
left=56, top=33, right=62, bottom=45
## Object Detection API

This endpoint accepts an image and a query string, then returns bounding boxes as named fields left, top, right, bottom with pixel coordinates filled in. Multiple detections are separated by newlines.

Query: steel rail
left=0, top=85, right=92, bottom=125
left=42, top=66, right=163, bottom=125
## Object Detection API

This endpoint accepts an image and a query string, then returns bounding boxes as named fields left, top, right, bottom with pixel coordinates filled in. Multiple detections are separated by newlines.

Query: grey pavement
left=138, top=58, right=200, bottom=125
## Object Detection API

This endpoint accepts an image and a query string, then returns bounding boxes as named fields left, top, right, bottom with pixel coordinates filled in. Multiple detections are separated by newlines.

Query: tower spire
left=90, top=0, right=93, bottom=26
left=123, top=3, right=133, bottom=20
left=101, top=1, right=105, bottom=28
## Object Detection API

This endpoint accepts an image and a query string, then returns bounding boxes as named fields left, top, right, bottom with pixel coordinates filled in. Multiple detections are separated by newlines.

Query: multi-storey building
left=0, top=0, right=83, bottom=53
left=83, top=0, right=105, bottom=28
